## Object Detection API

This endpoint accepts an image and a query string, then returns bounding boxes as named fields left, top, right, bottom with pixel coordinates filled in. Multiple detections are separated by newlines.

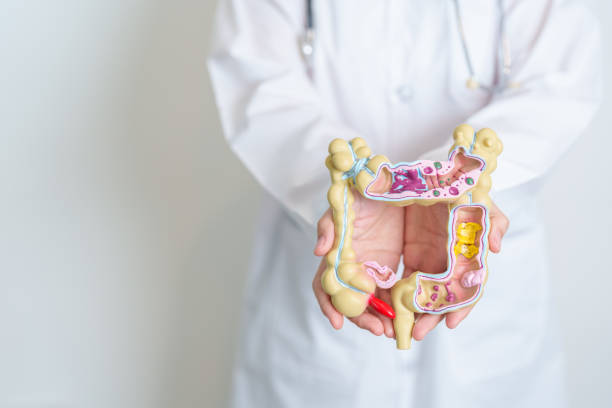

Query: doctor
left=208, top=1, right=601, bottom=407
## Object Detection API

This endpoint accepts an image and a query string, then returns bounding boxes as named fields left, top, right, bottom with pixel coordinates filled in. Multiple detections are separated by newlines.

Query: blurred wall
left=1, top=1, right=256, bottom=407
left=540, top=2, right=612, bottom=407
left=0, top=1, right=609, bottom=407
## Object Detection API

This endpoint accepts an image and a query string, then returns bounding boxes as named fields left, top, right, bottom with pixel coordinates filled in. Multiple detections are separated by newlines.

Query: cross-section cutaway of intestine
left=321, top=124, right=503, bottom=350
left=364, top=148, right=485, bottom=202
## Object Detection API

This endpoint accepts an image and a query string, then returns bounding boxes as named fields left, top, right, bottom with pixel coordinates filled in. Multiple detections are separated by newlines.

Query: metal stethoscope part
left=301, top=0, right=520, bottom=93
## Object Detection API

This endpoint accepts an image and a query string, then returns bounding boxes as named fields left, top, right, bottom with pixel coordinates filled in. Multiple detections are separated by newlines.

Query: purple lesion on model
left=389, top=168, right=427, bottom=194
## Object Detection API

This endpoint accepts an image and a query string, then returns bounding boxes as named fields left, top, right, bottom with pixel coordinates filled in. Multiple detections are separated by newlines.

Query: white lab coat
left=207, top=1, right=602, bottom=407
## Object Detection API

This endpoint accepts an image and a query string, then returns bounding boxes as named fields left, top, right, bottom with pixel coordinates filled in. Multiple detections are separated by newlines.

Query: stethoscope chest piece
left=301, top=28, right=315, bottom=66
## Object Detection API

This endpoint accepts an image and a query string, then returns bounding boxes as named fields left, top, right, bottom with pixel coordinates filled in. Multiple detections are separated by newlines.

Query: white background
left=0, top=1, right=610, bottom=407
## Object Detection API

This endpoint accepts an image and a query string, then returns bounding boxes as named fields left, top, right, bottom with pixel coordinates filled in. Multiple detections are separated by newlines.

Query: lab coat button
left=395, top=85, right=414, bottom=103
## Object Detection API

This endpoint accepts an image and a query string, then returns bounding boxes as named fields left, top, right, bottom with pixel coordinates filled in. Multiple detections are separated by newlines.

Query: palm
left=341, top=199, right=480, bottom=340
left=351, top=189, right=404, bottom=268
left=313, top=188, right=404, bottom=337
left=403, top=203, right=449, bottom=277
left=315, top=189, right=508, bottom=339
left=402, top=202, right=483, bottom=339
left=351, top=189, right=404, bottom=324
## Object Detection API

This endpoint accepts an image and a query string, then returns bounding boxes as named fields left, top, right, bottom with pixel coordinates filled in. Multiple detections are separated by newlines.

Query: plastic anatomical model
left=321, top=124, right=502, bottom=349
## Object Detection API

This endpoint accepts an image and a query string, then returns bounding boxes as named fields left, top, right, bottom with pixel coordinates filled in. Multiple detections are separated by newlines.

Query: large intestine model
left=321, top=124, right=503, bottom=349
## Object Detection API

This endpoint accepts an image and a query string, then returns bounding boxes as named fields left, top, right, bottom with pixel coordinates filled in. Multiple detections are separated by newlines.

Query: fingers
left=314, top=208, right=335, bottom=256
left=412, top=313, right=444, bottom=341
left=349, top=313, right=384, bottom=336
left=313, top=208, right=396, bottom=337
left=488, top=202, right=510, bottom=253
left=445, top=305, right=473, bottom=329
left=379, top=315, right=395, bottom=338
left=312, top=211, right=344, bottom=330
left=409, top=306, right=472, bottom=340
left=411, top=306, right=471, bottom=341
left=312, top=260, right=344, bottom=330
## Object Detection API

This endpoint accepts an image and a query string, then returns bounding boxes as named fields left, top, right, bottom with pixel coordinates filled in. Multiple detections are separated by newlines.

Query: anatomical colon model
left=321, top=124, right=502, bottom=349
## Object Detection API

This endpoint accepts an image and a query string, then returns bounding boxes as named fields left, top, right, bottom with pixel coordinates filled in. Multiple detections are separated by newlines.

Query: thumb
left=488, top=202, right=510, bottom=253
left=314, top=208, right=335, bottom=256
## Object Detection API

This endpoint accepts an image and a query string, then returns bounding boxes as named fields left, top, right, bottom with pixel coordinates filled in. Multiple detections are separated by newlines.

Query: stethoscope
left=301, top=0, right=520, bottom=93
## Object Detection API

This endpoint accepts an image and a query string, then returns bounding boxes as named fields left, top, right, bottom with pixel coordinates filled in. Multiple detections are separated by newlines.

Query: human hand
left=312, top=189, right=404, bottom=337
left=403, top=201, right=509, bottom=341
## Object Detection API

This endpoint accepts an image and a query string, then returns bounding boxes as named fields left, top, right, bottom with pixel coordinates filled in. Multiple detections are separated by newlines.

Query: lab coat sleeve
left=419, top=0, right=603, bottom=192
left=207, top=0, right=362, bottom=228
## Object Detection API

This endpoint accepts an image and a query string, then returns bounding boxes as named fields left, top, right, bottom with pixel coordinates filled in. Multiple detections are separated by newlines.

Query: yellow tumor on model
left=454, top=222, right=482, bottom=259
